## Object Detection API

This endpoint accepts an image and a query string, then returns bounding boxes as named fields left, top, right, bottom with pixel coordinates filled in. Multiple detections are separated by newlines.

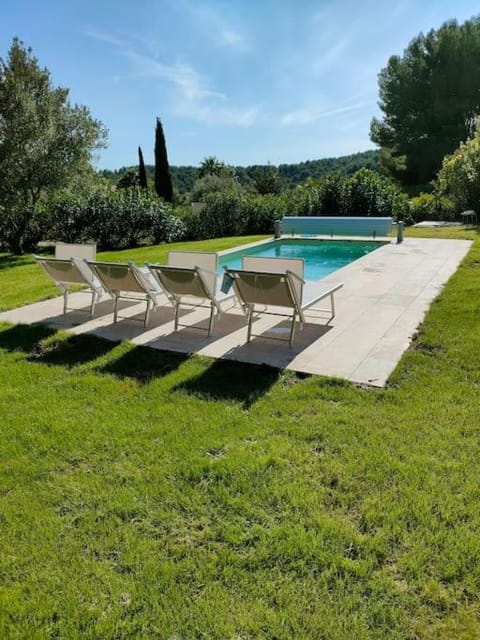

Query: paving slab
left=0, top=237, right=472, bottom=386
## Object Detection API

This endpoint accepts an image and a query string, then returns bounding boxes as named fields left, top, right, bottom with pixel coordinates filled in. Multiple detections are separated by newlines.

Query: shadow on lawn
left=0, top=323, right=57, bottom=353
left=26, top=332, right=117, bottom=368
left=100, top=345, right=189, bottom=384
left=172, top=358, right=281, bottom=409
left=0, top=247, right=53, bottom=271
left=0, top=254, right=33, bottom=271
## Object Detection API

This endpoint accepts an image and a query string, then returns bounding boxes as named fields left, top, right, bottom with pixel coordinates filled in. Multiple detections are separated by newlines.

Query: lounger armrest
left=129, top=261, right=163, bottom=297
left=302, top=282, right=343, bottom=310
left=286, top=269, right=306, bottom=285
left=72, top=258, right=106, bottom=297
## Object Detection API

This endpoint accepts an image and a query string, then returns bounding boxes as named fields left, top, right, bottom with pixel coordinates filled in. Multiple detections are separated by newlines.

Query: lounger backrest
left=242, top=256, right=304, bottom=303
left=149, top=265, right=210, bottom=300
left=228, top=270, right=296, bottom=309
left=34, top=256, right=89, bottom=286
left=55, top=242, right=96, bottom=261
left=88, top=262, right=147, bottom=295
left=168, top=251, right=218, bottom=295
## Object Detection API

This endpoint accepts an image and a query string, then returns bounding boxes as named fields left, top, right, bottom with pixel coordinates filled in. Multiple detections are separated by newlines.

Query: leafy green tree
left=154, top=118, right=173, bottom=203
left=138, top=146, right=148, bottom=190
left=116, top=170, right=140, bottom=189
left=370, top=17, right=480, bottom=186
left=190, top=173, right=240, bottom=202
left=437, top=119, right=480, bottom=212
left=253, top=164, right=284, bottom=195
left=0, top=38, right=107, bottom=253
left=198, top=156, right=227, bottom=178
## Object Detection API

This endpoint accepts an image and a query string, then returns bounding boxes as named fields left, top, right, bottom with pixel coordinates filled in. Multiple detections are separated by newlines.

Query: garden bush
left=45, top=188, right=184, bottom=249
left=284, top=170, right=410, bottom=221
left=410, top=193, right=456, bottom=222
left=175, top=170, right=411, bottom=242
left=0, top=205, right=47, bottom=253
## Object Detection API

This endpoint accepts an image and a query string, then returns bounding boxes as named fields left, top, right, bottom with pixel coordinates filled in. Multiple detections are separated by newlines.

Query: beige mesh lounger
left=87, top=260, right=163, bottom=327
left=33, top=254, right=108, bottom=317
left=147, top=251, right=230, bottom=336
left=224, top=256, right=343, bottom=347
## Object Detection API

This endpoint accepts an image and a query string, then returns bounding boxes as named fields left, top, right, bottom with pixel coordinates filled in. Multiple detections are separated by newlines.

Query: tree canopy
left=370, top=17, right=480, bottom=186
left=0, top=38, right=107, bottom=252
left=436, top=118, right=480, bottom=212
left=198, top=156, right=228, bottom=179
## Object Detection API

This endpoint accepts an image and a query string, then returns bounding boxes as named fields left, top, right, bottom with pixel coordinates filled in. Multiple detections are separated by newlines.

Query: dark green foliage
left=116, top=170, right=140, bottom=189
left=410, top=193, right=456, bottom=222
left=45, top=188, right=184, bottom=249
left=101, top=151, right=379, bottom=196
left=371, top=17, right=480, bottom=185
left=178, top=192, right=288, bottom=240
left=290, top=170, right=410, bottom=221
left=277, top=150, right=380, bottom=185
left=0, top=38, right=107, bottom=253
left=138, top=146, right=148, bottom=190
left=190, top=173, right=240, bottom=202
left=178, top=170, right=409, bottom=241
left=0, top=206, right=47, bottom=253
left=253, top=164, right=284, bottom=194
left=198, top=156, right=229, bottom=178
left=154, top=118, right=173, bottom=203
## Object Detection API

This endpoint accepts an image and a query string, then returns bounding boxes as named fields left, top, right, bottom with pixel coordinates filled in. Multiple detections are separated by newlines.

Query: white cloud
left=170, top=0, right=252, bottom=51
left=311, top=37, right=350, bottom=74
left=173, top=101, right=261, bottom=127
left=85, top=28, right=259, bottom=127
left=281, top=101, right=369, bottom=126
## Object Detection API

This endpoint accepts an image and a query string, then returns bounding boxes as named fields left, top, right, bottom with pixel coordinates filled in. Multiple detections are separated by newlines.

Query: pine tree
left=138, top=146, right=148, bottom=190
left=154, top=118, right=173, bottom=202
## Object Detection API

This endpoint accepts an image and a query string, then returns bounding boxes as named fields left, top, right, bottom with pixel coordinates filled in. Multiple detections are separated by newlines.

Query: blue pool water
left=218, top=239, right=386, bottom=281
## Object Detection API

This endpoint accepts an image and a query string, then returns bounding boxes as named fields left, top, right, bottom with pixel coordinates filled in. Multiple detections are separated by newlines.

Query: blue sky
left=1, top=0, right=479, bottom=169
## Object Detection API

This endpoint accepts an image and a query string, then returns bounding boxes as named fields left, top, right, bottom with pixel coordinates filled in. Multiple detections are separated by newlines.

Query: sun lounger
left=87, top=260, right=163, bottom=326
left=33, top=255, right=107, bottom=317
left=224, top=256, right=343, bottom=347
left=146, top=251, right=227, bottom=336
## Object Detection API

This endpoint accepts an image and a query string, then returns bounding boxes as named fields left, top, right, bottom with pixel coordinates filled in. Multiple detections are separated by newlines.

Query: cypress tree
left=154, top=118, right=173, bottom=202
left=138, top=146, right=148, bottom=190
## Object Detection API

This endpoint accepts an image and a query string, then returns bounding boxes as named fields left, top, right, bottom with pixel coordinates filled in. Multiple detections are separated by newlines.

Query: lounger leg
left=208, top=302, right=215, bottom=337
left=63, top=289, right=68, bottom=315
left=247, top=305, right=254, bottom=342
left=90, top=291, right=97, bottom=318
left=113, top=294, right=120, bottom=323
left=174, top=300, right=180, bottom=332
left=289, top=312, right=296, bottom=348
left=144, top=298, right=151, bottom=327
left=330, top=292, right=335, bottom=320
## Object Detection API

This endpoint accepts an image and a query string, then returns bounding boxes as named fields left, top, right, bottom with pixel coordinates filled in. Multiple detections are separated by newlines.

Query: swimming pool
left=218, top=239, right=387, bottom=281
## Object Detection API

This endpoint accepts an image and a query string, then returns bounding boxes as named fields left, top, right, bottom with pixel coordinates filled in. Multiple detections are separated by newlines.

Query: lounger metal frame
left=33, top=255, right=104, bottom=317
left=87, top=261, right=161, bottom=327
left=147, top=263, right=222, bottom=336
left=224, top=267, right=342, bottom=347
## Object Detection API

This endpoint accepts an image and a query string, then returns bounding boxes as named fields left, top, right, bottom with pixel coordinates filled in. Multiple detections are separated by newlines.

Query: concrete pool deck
left=0, top=237, right=472, bottom=386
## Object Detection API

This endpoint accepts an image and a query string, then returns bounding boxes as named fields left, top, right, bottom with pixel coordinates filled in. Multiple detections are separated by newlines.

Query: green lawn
left=1, top=229, right=480, bottom=638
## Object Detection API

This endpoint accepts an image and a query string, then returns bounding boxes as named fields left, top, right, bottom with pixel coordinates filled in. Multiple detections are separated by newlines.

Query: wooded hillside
left=101, top=150, right=379, bottom=194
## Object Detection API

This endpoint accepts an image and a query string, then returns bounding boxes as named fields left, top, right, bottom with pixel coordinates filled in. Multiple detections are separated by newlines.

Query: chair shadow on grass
left=0, top=323, right=117, bottom=368
left=100, top=344, right=189, bottom=385
left=0, top=323, right=57, bottom=353
left=26, top=332, right=117, bottom=368
left=172, top=358, right=281, bottom=409
left=0, top=254, right=35, bottom=271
